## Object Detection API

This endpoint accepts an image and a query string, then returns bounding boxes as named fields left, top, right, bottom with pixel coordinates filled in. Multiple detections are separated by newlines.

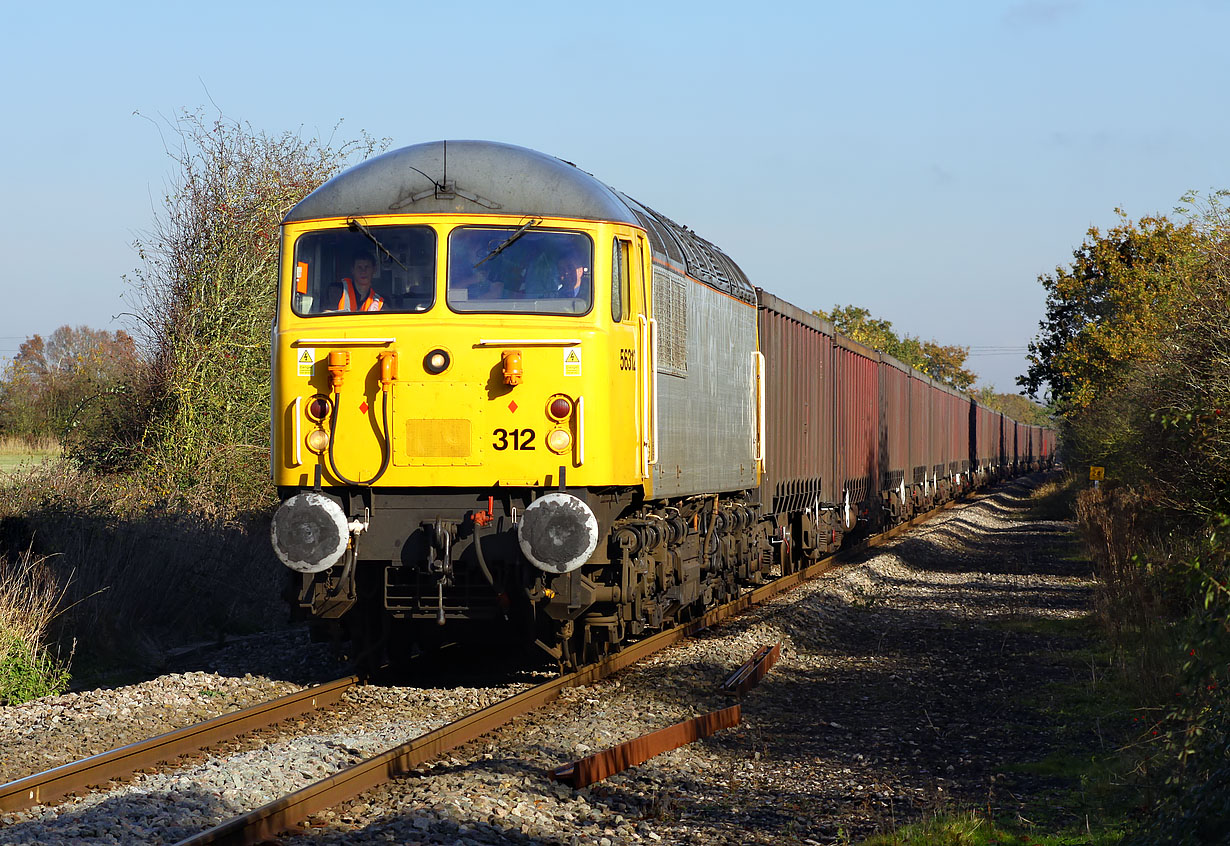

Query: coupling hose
left=326, top=389, right=392, bottom=486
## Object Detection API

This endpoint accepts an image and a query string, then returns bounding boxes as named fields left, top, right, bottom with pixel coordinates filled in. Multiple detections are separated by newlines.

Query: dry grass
left=0, top=548, right=64, bottom=654
left=1026, top=472, right=1079, bottom=521
left=0, top=547, right=71, bottom=703
left=0, top=436, right=61, bottom=476
left=1074, top=485, right=1198, bottom=713
left=1077, top=487, right=1171, bottom=633
left=0, top=461, right=287, bottom=677
left=0, top=435, right=61, bottom=455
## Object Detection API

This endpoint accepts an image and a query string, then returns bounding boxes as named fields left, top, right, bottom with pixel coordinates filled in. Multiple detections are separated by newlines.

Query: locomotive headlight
left=545, top=428, right=572, bottom=454
left=271, top=492, right=349, bottom=574
left=517, top=492, right=599, bottom=574
left=424, top=348, right=451, bottom=374
left=305, top=428, right=331, bottom=454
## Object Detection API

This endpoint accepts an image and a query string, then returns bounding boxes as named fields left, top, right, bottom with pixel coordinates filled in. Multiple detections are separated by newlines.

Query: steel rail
left=549, top=704, right=742, bottom=789
left=174, top=491, right=979, bottom=846
left=174, top=615, right=737, bottom=846
left=0, top=675, right=358, bottom=813
left=718, top=643, right=782, bottom=697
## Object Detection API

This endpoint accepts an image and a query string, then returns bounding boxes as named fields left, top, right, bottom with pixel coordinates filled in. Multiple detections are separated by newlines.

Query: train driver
left=454, top=239, right=508, bottom=301
left=330, top=254, right=385, bottom=312
left=555, top=247, right=590, bottom=298
left=523, top=243, right=589, bottom=299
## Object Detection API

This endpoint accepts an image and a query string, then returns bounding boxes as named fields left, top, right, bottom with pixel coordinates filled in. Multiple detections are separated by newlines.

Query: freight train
left=269, top=141, right=1055, bottom=669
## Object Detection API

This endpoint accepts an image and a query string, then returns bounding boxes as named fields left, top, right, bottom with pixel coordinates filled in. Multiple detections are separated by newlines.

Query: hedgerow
left=1029, top=191, right=1230, bottom=842
left=117, top=109, right=384, bottom=514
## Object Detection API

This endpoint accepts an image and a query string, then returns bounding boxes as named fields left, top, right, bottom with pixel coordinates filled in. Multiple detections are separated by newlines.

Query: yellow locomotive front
left=270, top=142, right=657, bottom=666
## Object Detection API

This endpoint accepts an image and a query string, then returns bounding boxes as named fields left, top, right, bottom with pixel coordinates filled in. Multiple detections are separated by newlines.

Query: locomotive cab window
left=611, top=237, right=630, bottom=321
left=447, top=226, right=593, bottom=315
left=290, top=225, right=436, bottom=316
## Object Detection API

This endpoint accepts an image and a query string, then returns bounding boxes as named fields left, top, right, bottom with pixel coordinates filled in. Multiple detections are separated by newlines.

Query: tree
left=971, top=386, right=1052, bottom=426
left=125, top=109, right=384, bottom=510
left=816, top=305, right=978, bottom=390
left=1018, top=211, right=1205, bottom=411
left=0, top=326, right=139, bottom=441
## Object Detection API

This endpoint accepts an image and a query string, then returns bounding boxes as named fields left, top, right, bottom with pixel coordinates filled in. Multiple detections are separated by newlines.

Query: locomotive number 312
left=492, top=428, right=536, bottom=450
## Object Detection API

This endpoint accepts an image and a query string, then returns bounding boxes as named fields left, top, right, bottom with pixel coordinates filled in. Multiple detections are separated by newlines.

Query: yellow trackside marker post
left=1089, top=465, right=1105, bottom=489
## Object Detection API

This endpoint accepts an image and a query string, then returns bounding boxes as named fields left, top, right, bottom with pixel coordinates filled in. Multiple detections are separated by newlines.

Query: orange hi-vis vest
left=337, top=278, right=384, bottom=312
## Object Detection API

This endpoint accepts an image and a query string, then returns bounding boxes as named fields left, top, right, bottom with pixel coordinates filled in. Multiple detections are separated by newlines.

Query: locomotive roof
left=284, top=140, right=756, bottom=304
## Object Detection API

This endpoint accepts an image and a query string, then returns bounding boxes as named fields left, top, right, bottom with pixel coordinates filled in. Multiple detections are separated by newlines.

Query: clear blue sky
left=2, top=0, right=1226, bottom=394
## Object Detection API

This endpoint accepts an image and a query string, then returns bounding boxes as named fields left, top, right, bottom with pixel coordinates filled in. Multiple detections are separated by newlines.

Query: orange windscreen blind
left=295, top=262, right=310, bottom=294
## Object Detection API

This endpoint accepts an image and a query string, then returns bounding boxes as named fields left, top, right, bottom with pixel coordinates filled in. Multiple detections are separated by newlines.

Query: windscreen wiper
left=347, top=219, right=409, bottom=271
left=474, top=218, right=542, bottom=268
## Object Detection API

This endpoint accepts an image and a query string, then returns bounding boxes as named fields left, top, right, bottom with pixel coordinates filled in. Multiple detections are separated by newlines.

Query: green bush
left=1128, top=522, right=1230, bottom=846
left=0, top=627, right=69, bottom=705
left=121, top=109, right=384, bottom=516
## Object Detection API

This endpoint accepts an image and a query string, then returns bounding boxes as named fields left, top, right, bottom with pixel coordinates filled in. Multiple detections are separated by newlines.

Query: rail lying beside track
left=0, top=675, right=358, bottom=813
left=718, top=642, right=782, bottom=697
left=549, top=705, right=743, bottom=789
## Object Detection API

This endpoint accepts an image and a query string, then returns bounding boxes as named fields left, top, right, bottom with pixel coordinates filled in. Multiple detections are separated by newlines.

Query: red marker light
left=548, top=396, right=572, bottom=420
left=306, top=396, right=332, bottom=423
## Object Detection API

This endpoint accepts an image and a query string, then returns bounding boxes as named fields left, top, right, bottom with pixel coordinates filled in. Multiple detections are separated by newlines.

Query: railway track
left=0, top=676, right=358, bottom=814
left=177, top=496, right=971, bottom=845
left=2, top=493, right=973, bottom=845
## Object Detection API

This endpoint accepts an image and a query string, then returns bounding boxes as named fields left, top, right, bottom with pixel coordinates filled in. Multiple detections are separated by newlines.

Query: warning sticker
left=297, top=347, right=315, bottom=377
left=563, top=347, right=581, bottom=376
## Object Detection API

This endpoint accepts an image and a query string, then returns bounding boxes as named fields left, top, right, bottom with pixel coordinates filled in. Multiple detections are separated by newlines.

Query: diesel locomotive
left=269, top=141, right=1055, bottom=669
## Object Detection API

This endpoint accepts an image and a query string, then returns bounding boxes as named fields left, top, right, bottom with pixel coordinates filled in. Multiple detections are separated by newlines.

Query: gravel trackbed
left=0, top=474, right=1091, bottom=845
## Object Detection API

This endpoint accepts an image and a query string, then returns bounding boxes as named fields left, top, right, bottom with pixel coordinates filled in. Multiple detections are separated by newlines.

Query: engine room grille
left=404, top=419, right=471, bottom=457
left=653, top=268, right=688, bottom=376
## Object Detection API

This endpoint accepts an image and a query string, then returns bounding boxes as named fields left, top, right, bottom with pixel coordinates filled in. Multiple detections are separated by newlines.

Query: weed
left=860, top=807, right=1127, bottom=845
left=644, top=789, right=676, bottom=821
left=0, top=628, right=70, bottom=704
left=1027, top=474, right=1081, bottom=522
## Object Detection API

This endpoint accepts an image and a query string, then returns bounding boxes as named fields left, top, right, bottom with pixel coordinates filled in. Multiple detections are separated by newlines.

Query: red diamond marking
left=508, top=400, right=518, bottom=413
left=359, top=401, right=369, bottom=414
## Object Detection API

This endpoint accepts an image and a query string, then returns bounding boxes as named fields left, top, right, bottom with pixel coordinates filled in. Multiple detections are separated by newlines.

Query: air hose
left=470, top=522, right=497, bottom=589
left=326, top=388, right=392, bottom=486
